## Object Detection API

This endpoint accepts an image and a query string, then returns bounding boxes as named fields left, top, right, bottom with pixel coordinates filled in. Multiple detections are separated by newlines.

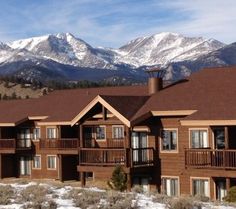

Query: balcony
left=84, top=138, right=124, bottom=148
left=80, top=147, right=154, bottom=167
left=0, top=139, right=32, bottom=153
left=39, top=138, right=79, bottom=154
left=185, top=149, right=236, bottom=169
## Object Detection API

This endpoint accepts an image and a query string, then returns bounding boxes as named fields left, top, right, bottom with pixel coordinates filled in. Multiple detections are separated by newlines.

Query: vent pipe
left=146, top=68, right=165, bottom=95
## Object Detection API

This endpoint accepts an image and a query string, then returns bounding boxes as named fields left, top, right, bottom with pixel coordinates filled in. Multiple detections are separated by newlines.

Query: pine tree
left=108, top=165, right=127, bottom=191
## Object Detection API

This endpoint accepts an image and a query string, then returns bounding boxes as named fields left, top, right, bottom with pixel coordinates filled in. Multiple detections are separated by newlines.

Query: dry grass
left=0, top=185, right=15, bottom=205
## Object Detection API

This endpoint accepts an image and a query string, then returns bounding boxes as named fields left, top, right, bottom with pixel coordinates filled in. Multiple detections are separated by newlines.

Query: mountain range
left=0, top=32, right=235, bottom=83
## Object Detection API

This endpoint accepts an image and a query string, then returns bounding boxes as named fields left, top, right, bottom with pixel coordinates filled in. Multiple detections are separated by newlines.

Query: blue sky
left=0, top=0, right=235, bottom=47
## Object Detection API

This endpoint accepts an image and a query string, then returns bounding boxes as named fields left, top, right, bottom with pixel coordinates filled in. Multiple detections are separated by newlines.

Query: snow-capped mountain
left=0, top=32, right=230, bottom=82
left=8, top=33, right=115, bottom=69
left=113, top=32, right=225, bottom=67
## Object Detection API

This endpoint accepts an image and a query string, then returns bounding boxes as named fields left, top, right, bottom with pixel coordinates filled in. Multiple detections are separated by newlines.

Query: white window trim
left=189, top=128, right=209, bottom=148
left=161, top=175, right=180, bottom=196
left=112, top=125, right=124, bottom=139
left=160, top=128, right=179, bottom=153
left=47, top=155, right=57, bottom=170
left=95, top=125, right=106, bottom=141
left=46, top=126, right=58, bottom=139
left=32, top=127, right=41, bottom=141
left=32, top=155, right=41, bottom=170
left=190, top=177, right=210, bottom=197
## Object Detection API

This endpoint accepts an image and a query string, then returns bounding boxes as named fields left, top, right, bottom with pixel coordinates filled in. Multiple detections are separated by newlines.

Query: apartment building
left=0, top=66, right=236, bottom=200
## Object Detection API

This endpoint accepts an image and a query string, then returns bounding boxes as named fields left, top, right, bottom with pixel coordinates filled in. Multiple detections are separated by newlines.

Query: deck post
left=79, top=124, right=83, bottom=148
left=0, top=154, right=2, bottom=179
left=58, top=154, right=63, bottom=182
left=81, top=172, right=86, bottom=187
left=127, top=173, right=131, bottom=191
left=225, top=126, right=229, bottom=149
left=226, top=178, right=230, bottom=192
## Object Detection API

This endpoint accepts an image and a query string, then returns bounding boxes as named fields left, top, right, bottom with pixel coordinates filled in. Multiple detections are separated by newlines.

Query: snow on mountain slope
left=8, top=33, right=115, bottom=69
left=114, top=32, right=225, bottom=67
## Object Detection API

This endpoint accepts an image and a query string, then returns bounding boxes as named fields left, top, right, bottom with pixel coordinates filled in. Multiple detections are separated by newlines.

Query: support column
left=81, top=172, right=86, bottom=187
left=0, top=154, right=2, bottom=179
left=79, top=124, right=83, bottom=148
left=226, top=178, right=230, bottom=192
left=102, top=106, right=107, bottom=120
left=127, top=173, right=131, bottom=191
left=58, top=155, right=63, bottom=182
left=225, top=126, right=229, bottom=149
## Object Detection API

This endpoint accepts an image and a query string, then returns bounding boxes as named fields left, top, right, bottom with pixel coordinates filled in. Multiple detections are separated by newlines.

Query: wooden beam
left=79, top=124, right=83, bottom=148
left=127, top=173, right=131, bottom=191
left=225, top=126, right=229, bottom=149
left=58, top=155, right=63, bottom=182
left=226, top=178, right=230, bottom=192
left=81, top=172, right=86, bottom=187
left=0, top=154, right=2, bottom=179
left=102, top=106, right=107, bottom=120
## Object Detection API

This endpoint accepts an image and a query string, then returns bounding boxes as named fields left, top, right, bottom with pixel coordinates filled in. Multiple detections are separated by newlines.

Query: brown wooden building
left=0, top=66, right=236, bottom=200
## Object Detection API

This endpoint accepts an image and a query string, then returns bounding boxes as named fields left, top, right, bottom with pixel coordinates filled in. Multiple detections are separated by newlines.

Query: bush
left=151, top=192, right=170, bottom=204
left=67, top=189, right=106, bottom=209
left=108, top=165, right=127, bottom=191
left=132, top=185, right=144, bottom=194
left=224, top=186, right=236, bottom=202
left=101, top=191, right=137, bottom=209
left=167, top=196, right=202, bottom=209
left=0, top=185, right=14, bottom=205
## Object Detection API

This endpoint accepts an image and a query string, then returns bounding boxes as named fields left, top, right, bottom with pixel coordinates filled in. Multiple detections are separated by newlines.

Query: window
left=162, top=177, right=179, bottom=196
left=190, top=130, right=208, bottom=148
left=47, top=128, right=57, bottom=139
left=161, top=129, right=177, bottom=151
left=47, top=156, right=57, bottom=169
left=95, top=126, right=106, bottom=140
left=33, top=128, right=40, bottom=140
left=112, top=126, right=124, bottom=139
left=32, top=155, right=41, bottom=169
left=192, top=179, right=209, bottom=197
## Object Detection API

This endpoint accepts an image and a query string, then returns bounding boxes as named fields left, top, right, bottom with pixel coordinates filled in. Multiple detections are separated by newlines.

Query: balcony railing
left=185, top=149, right=236, bottom=169
left=84, top=138, right=125, bottom=148
left=80, top=147, right=154, bottom=167
left=39, top=138, right=79, bottom=149
left=131, top=148, right=154, bottom=166
left=16, top=139, right=31, bottom=148
left=0, top=139, right=15, bottom=149
left=80, top=148, right=126, bottom=166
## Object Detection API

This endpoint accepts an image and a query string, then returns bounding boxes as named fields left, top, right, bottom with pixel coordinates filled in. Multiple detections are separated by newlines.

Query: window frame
left=160, top=128, right=178, bottom=153
left=32, top=155, right=41, bottom=169
left=32, top=127, right=41, bottom=141
left=46, top=127, right=57, bottom=139
left=189, top=128, right=209, bottom=148
left=112, top=125, right=124, bottom=139
left=47, top=155, right=57, bottom=170
left=161, top=176, right=180, bottom=197
left=95, top=125, right=106, bottom=141
left=190, top=177, right=210, bottom=197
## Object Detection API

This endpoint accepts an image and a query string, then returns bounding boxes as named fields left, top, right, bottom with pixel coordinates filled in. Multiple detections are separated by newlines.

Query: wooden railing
left=80, top=148, right=126, bottom=166
left=185, top=149, right=236, bottom=169
left=16, top=139, right=31, bottom=148
left=40, top=139, right=79, bottom=149
left=0, top=139, right=16, bottom=149
left=131, top=148, right=154, bottom=166
left=80, top=147, right=154, bottom=167
left=84, top=138, right=125, bottom=148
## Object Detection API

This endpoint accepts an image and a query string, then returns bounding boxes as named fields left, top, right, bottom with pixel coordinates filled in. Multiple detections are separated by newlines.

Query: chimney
left=146, top=68, right=165, bottom=94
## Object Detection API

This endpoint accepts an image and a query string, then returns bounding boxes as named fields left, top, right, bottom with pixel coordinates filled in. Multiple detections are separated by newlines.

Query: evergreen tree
left=108, top=165, right=127, bottom=191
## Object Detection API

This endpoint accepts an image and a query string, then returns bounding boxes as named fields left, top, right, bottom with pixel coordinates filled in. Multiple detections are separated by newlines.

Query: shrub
left=167, top=196, right=202, bottom=209
left=68, top=189, right=106, bottom=209
left=108, top=165, right=127, bottom=191
left=0, top=185, right=14, bottom=205
left=224, top=186, right=236, bottom=202
left=132, top=185, right=144, bottom=194
left=151, top=192, right=170, bottom=204
left=101, top=192, right=137, bottom=209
